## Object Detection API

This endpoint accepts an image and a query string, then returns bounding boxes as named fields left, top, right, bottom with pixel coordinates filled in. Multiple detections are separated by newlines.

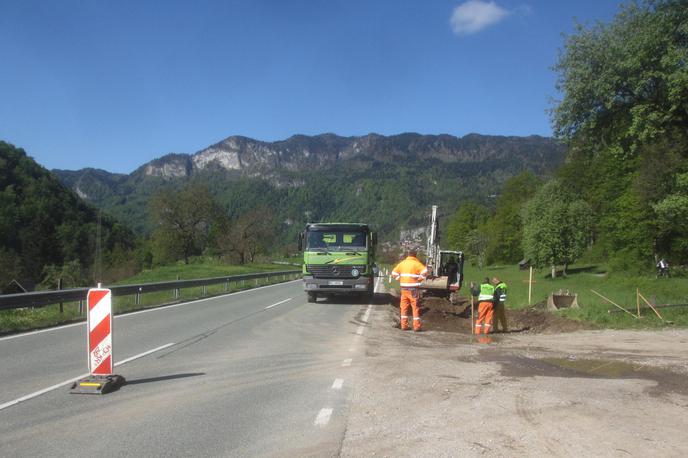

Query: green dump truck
left=299, top=223, right=378, bottom=303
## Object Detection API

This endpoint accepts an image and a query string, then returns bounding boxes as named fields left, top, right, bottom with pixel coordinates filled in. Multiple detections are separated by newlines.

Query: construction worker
left=391, top=248, right=428, bottom=331
left=444, top=257, right=459, bottom=289
left=471, top=277, right=495, bottom=335
left=492, top=277, right=508, bottom=332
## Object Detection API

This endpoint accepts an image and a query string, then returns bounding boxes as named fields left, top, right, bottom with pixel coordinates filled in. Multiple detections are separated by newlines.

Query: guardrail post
left=225, top=280, right=229, bottom=291
left=203, top=285, right=207, bottom=296
left=136, top=287, right=142, bottom=306
left=79, top=299, right=84, bottom=315
left=58, top=278, right=63, bottom=314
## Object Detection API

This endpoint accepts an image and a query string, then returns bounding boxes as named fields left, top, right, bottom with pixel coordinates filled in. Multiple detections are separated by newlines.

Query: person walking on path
left=492, top=277, right=508, bottom=332
left=391, top=248, right=428, bottom=331
left=471, top=278, right=495, bottom=335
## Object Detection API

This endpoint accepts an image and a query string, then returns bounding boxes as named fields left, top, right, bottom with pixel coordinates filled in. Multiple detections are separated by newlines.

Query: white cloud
left=450, top=1, right=510, bottom=35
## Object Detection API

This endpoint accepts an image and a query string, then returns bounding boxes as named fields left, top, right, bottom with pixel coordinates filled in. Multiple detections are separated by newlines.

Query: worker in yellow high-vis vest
left=492, top=277, right=508, bottom=332
left=471, top=278, right=495, bottom=335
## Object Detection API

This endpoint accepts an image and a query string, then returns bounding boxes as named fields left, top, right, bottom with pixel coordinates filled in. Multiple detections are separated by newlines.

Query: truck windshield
left=306, top=230, right=367, bottom=251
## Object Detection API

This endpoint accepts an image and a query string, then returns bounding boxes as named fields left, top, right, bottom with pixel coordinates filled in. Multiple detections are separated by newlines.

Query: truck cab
left=299, top=223, right=377, bottom=303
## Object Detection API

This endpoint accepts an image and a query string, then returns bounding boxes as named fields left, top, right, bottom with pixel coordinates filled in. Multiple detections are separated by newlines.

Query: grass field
left=0, top=260, right=301, bottom=335
left=463, top=263, right=688, bottom=329
left=380, top=261, right=688, bottom=329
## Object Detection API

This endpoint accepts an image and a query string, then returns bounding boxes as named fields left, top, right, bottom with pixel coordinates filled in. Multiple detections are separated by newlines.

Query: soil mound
left=390, top=294, right=590, bottom=334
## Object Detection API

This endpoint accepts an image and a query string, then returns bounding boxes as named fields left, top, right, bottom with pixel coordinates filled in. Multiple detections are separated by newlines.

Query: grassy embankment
left=380, top=262, right=688, bottom=329
left=0, top=260, right=300, bottom=335
left=463, top=263, right=688, bottom=329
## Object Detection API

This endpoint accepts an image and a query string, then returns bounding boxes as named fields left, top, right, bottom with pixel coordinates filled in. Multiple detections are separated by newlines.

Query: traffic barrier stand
left=71, top=287, right=125, bottom=394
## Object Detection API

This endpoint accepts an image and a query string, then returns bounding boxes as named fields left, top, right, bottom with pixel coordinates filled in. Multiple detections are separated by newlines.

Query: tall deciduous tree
left=551, top=0, right=688, bottom=267
left=487, top=171, right=542, bottom=263
left=149, top=184, right=217, bottom=264
left=215, top=208, right=276, bottom=264
left=446, top=202, right=491, bottom=267
left=522, top=180, right=593, bottom=278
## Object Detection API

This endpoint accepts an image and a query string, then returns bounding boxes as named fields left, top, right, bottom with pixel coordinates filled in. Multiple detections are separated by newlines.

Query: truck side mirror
left=298, top=232, right=304, bottom=251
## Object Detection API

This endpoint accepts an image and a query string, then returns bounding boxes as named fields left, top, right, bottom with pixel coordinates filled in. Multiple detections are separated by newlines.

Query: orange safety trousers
left=400, top=288, right=422, bottom=331
left=474, top=301, right=494, bottom=335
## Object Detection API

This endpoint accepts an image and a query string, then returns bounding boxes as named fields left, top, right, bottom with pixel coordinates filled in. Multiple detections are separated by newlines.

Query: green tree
left=149, top=183, right=217, bottom=264
left=551, top=0, right=688, bottom=267
left=552, top=1, right=688, bottom=154
left=215, top=208, right=277, bottom=264
left=653, top=172, right=688, bottom=255
left=522, top=180, right=594, bottom=278
left=487, top=171, right=542, bottom=263
left=445, top=202, right=491, bottom=267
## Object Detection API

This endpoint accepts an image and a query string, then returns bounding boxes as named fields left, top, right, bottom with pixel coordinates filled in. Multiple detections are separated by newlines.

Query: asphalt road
left=0, top=280, right=376, bottom=457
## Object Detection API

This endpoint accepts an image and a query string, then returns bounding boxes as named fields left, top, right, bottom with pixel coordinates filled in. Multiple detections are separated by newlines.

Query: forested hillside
left=0, top=142, right=138, bottom=291
left=54, top=133, right=566, bottom=237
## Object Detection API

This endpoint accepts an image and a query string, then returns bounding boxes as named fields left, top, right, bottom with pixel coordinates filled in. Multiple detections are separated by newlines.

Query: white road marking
left=114, top=342, right=175, bottom=366
left=264, top=298, right=293, bottom=309
left=342, top=358, right=352, bottom=367
left=331, top=378, right=344, bottom=390
left=356, top=326, right=364, bottom=335
left=314, top=408, right=333, bottom=427
left=362, top=304, right=372, bottom=323
left=0, top=342, right=175, bottom=412
left=0, top=279, right=301, bottom=341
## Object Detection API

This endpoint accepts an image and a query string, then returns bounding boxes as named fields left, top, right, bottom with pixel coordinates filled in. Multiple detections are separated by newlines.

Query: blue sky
left=0, top=0, right=620, bottom=173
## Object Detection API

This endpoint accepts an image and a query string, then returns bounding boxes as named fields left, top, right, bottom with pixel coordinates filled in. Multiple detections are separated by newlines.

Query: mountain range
left=53, top=132, right=567, bottom=237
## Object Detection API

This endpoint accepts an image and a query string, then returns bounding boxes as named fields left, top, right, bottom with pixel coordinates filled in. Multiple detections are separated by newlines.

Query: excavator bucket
left=547, top=290, right=580, bottom=311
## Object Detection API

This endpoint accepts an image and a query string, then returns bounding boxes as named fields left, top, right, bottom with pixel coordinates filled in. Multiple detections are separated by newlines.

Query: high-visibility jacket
left=478, top=283, right=495, bottom=302
left=497, top=282, right=507, bottom=302
left=392, top=256, right=428, bottom=288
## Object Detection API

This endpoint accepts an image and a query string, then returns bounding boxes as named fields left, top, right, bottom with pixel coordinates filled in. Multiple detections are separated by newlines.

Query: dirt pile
left=389, top=292, right=591, bottom=334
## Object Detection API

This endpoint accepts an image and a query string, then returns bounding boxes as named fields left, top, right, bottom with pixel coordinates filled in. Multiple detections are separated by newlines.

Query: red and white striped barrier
left=87, top=288, right=113, bottom=375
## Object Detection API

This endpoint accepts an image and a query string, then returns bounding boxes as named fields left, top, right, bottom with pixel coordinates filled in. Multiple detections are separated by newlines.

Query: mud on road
left=340, top=289, right=688, bottom=457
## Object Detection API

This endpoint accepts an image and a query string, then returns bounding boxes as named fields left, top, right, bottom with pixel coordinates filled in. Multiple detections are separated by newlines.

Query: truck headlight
left=351, top=268, right=360, bottom=277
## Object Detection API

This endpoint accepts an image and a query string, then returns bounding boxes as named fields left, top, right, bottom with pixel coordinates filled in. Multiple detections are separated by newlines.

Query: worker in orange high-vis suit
left=391, top=248, right=428, bottom=331
left=471, top=278, right=495, bottom=335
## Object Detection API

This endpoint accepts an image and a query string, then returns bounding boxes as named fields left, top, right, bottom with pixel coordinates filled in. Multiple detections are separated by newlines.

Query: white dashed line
left=264, top=298, right=293, bottom=309
left=0, top=342, right=175, bottom=412
left=362, top=304, right=372, bottom=323
left=314, top=408, right=333, bottom=427
left=342, top=358, right=352, bottom=367
left=331, top=378, right=344, bottom=390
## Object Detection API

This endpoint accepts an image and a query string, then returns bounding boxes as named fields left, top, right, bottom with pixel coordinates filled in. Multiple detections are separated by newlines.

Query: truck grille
left=306, top=265, right=363, bottom=278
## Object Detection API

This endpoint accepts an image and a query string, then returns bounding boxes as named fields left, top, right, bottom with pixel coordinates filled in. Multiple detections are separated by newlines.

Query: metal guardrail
left=0, top=270, right=301, bottom=311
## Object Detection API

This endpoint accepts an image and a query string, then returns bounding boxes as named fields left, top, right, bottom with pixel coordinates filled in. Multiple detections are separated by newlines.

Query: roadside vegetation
left=462, top=263, right=688, bottom=329
left=444, top=1, right=687, bottom=306
left=0, top=258, right=299, bottom=335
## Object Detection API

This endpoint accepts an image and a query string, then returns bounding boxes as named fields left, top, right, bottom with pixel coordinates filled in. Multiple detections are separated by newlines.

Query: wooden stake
left=636, top=288, right=641, bottom=318
left=528, top=266, right=533, bottom=305
left=591, top=289, right=638, bottom=318
left=470, top=295, right=475, bottom=335
left=638, top=291, right=664, bottom=321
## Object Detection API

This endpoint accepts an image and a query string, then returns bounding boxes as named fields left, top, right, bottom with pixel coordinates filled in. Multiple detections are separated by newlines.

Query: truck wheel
left=307, top=292, right=317, bottom=303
